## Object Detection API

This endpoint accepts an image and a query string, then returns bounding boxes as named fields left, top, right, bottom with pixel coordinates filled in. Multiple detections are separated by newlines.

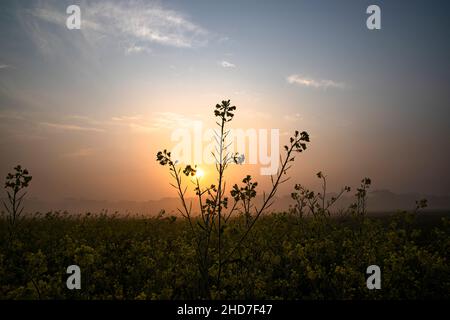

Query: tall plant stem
left=216, top=115, right=226, bottom=295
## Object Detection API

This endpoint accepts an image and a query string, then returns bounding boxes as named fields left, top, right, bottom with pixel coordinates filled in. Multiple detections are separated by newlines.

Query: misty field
left=0, top=210, right=449, bottom=299
left=1, top=101, right=450, bottom=300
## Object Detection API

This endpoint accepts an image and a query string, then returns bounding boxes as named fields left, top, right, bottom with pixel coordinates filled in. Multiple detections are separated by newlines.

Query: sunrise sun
left=195, top=168, right=205, bottom=178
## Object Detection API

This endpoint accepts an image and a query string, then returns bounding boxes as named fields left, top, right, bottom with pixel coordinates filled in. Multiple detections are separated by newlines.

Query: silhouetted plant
left=415, top=198, right=428, bottom=212
left=224, top=129, right=310, bottom=262
left=156, top=100, right=241, bottom=298
left=2, top=165, right=32, bottom=237
left=349, top=177, right=371, bottom=217
left=290, top=171, right=351, bottom=218
left=230, top=175, right=257, bottom=227
left=156, top=100, right=310, bottom=298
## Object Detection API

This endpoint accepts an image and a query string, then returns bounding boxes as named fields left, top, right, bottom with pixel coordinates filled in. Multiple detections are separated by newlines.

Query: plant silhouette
left=156, top=100, right=310, bottom=298
left=2, top=165, right=32, bottom=238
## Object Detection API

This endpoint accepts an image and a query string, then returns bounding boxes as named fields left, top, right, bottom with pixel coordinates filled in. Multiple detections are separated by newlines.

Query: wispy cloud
left=111, top=115, right=143, bottom=122
left=0, top=113, right=26, bottom=121
left=284, top=113, right=303, bottom=122
left=111, top=112, right=201, bottom=133
left=62, top=148, right=95, bottom=158
left=125, top=45, right=152, bottom=55
left=30, top=7, right=71, bottom=26
left=287, top=74, right=346, bottom=89
left=28, top=0, right=209, bottom=54
left=152, top=112, right=202, bottom=129
left=220, top=60, right=236, bottom=68
left=111, top=115, right=156, bottom=133
left=66, top=115, right=105, bottom=126
left=0, top=64, right=11, bottom=69
left=40, top=122, right=105, bottom=132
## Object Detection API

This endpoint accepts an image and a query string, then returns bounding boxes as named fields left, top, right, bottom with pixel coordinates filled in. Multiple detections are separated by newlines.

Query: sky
left=0, top=0, right=449, bottom=202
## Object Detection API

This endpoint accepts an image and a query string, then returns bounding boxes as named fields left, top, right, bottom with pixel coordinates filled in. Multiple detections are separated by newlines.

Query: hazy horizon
left=7, top=188, right=450, bottom=216
left=1, top=0, right=450, bottom=202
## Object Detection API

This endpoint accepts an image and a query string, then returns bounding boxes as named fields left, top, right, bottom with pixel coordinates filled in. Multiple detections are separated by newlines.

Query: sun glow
left=195, top=168, right=205, bottom=178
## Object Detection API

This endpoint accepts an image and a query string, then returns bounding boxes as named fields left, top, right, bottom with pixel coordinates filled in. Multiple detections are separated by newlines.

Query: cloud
left=0, top=113, right=26, bottom=121
left=66, top=115, right=105, bottom=126
left=30, top=7, right=70, bottom=26
left=111, top=112, right=201, bottom=133
left=111, top=115, right=156, bottom=133
left=0, top=64, right=11, bottom=69
left=127, top=123, right=158, bottom=133
left=111, top=115, right=143, bottom=122
left=220, top=60, right=236, bottom=68
left=62, top=148, right=95, bottom=158
left=151, top=112, right=202, bottom=129
left=28, top=0, right=209, bottom=54
left=287, top=74, right=346, bottom=89
left=40, top=122, right=105, bottom=132
left=284, top=113, right=303, bottom=122
left=111, top=114, right=154, bottom=133
left=125, top=45, right=152, bottom=55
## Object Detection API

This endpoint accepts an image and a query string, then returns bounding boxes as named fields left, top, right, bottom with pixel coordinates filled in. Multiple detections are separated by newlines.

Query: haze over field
left=1, top=0, right=449, bottom=205
left=10, top=191, right=450, bottom=217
